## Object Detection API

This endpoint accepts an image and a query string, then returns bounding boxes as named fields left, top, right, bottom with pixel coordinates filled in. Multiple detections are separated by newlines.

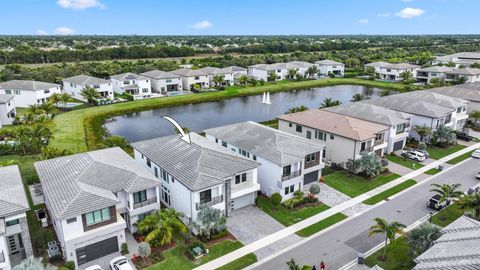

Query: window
left=5, top=90, right=12, bottom=94
left=375, top=133, right=383, bottom=141
left=6, top=219, right=19, bottom=226
left=123, top=80, right=130, bottom=85
left=317, top=131, right=326, bottom=141
left=360, top=142, right=366, bottom=152
left=457, top=107, right=462, bottom=113
left=199, top=189, right=212, bottom=204
left=14, top=90, right=21, bottom=95
left=194, top=76, right=200, bottom=80
left=146, top=158, right=151, bottom=167
left=445, top=114, right=452, bottom=124
left=289, top=122, right=292, bottom=127
left=44, top=89, right=50, bottom=94
left=284, top=185, right=295, bottom=195
left=296, top=125, right=302, bottom=133
left=215, top=138, right=218, bottom=143
left=235, top=173, right=247, bottom=184
left=396, top=123, right=405, bottom=135
left=386, top=69, right=391, bottom=72
left=253, top=155, right=257, bottom=161
left=142, top=88, right=149, bottom=93
left=221, top=141, right=227, bottom=147
left=93, top=84, right=100, bottom=89
left=85, top=208, right=110, bottom=225
left=330, top=134, right=334, bottom=140
left=306, top=153, right=316, bottom=163
left=154, top=167, right=158, bottom=178
left=133, top=190, right=147, bottom=204
left=166, top=79, right=172, bottom=83
left=282, top=165, right=291, bottom=176
left=306, top=130, right=312, bottom=139
left=66, top=217, right=77, bottom=224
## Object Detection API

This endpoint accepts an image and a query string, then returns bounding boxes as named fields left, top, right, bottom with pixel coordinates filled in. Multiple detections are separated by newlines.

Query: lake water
left=105, top=85, right=385, bottom=142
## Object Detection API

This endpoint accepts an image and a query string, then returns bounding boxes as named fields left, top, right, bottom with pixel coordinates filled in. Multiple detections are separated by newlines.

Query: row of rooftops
left=249, top=60, right=343, bottom=71
left=364, top=61, right=420, bottom=70
left=416, top=66, right=480, bottom=76
left=434, top=51, right=480, bottom=63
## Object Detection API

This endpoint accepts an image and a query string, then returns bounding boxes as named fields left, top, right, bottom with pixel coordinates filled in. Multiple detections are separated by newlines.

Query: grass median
left=363, top=179, right=417, bottom=205
left=296, top=212, right=348, bottom=237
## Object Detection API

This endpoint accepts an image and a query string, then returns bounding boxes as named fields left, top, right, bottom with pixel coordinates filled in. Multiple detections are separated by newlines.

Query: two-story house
left=110, top=73, right=152, bottom=100
left=324, top=103, right=413, bottom=153
left=378, top=63, right=420, bottom=81
left=0, top=165, right=32, bottom=270
left=170, top=68, right=210, bottom=90
left=140, top=70, right=184, bottom=94
left=287, top=61, right=315, bottom=77
left=277, top=110, right=389, bottom=167
left=0, top=94, right=16, bottom=128
left=364, top=62, right=390, bottom=74
left=34, top=147, right=161, bottom=267
left=427, top=83, right=480, bottom=113
left=0, top=80, right=61, bottom=108
left=444, top=68, right=480, bottom=84
left=131, top=132, right=260, bottom=224
left=196, top=67, right=235, bottom=87
left=204, top=121, right=325, bottom=200
left=315, top=60, right=345, bottom=77
left=415, top=66, right=454, bottom=84
left=63, top=75, right=114, bottom=101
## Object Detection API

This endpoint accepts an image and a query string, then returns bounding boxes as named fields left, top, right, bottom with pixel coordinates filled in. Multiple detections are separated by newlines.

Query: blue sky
left=0, top=0, right=478, bottom=35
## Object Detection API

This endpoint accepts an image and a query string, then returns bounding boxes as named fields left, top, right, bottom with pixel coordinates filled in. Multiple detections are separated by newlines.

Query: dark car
left=427, top=194, right=448, bottom=210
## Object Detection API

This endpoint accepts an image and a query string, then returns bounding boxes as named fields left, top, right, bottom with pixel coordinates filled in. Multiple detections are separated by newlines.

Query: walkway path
left=387, top=162, right=430, bottom=182
left=194, top=143, right=480, bottom=270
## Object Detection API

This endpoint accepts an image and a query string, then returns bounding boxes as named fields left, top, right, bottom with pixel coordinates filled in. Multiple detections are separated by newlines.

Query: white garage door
left=233, top=193, right=254, bottom=210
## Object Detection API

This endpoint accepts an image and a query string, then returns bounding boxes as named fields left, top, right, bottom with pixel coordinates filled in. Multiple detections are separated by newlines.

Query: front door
left=7, top=234, right=23, bottom=255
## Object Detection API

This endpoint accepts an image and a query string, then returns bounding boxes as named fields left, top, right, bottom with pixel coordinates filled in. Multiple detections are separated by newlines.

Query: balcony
left=133, top=197, right=158, bottom=210
left=196, top=195, right=223, bottom=210
left=282, top=170, right=301, bottom=181
left=374, top=139, right=385, bottom=146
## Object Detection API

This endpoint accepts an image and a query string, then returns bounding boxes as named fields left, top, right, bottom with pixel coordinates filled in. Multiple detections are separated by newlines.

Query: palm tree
left=47, top=93, right=62, bottom=107
left=319, top=97, right=342, bottom=108
left=30, top=124, right=53, bottom=153
left=413, top=125, right=432, bottom=142
left=27, top=104, right=43, bottom=116
left=350, top=93, right=369, bottom=102
left=287, top=68, right=298, bottom=80
left=306, top=66, right=319, bottom=79
left=429, top=183, right=463, bottom=205
left=286, top=258, right=301, bottom=270
left=81, top=86, right=101, bottom=105
left=40, top=147, right=72, bottom=160
left=40, top=102, right=57, bottom=118
left=239, top=74, right=249, bottom=85
left=60, top=93, right=71, bottom=108
left=285, top=105, right=308, bottom=114
left=13, top=256, right=56, bottom=270
left=400, top=70, right=413, bottom=82
left=268, top=71, right=277, bottom=82
left=14, top=126, right=32, bottom=155
left=458, top=193, right=480, bottom=220
left=212, top=75, right=225, bottom=87
left=469, top=111, right=480, bottom=125
left=368, top=218, right=406, bottom=260
left=137, top=208, right=187, bottom=247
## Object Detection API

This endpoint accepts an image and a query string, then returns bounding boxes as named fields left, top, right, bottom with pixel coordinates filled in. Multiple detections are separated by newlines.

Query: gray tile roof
left=220, top=66, right=247, bottom=73
left=383, top=63, right=420, bottom=70
left=140, top=70, right=182, bottom=79
left=445, top=68, right=480, bottom=76
left=315, top=60, right=344, bottom=66
left=249, top=62, right=309, bottom=71
left=324, top=103, right=412, bottom=127
left=204, top=121, right=324, bottom=166
left=414, top=216, right=480, bottom=270
left=436, top=52, right=480, bottom=62
left=0, top=165, right=29, bottom=217
left=63, top=75, right=109, bottom=85
left=287, top=61, right=315, bottom=68
left=427, top=83, right=480, bottom=102
left=196, top=67, right=229, bottom=75
left=131, top=133, right=259, bottom=191
left=0, top=94, right=14, bottom=104
left=171, top=68, right=209, bottom=77
left=110, top=72, right=149, bottom=81
left=0, top=80, right=60, bottom=91
left=417, top=66, right=455, bottom=73
left=34, top=147, right=160, bottom=220
left=365, top=62, right=390, bottom=68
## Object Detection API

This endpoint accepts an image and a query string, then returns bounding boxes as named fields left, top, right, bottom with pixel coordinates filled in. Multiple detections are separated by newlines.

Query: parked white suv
left=110, top=256, right=135, bottom=270
left=405, top=150, right=426, bottom=162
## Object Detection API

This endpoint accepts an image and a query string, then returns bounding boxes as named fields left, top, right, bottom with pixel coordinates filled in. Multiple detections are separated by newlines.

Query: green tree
left=350, top=93, right=369, bottom=102
left=429, top=183, right=463, bottom=205
left=470, top=111, right=480, bottom=125
left=27, top=104, right=43, bottom=116
left=60, top=93, right=71, bottom=108
left=356, top=152, right=384, bottom=177
left=286, top=258, right=301, bottom=270
left=30, top=124, right=52, bottom=153
left=195, top=206, right=226, bottom=240
left=239, top=74, right=249, bottom=85
left=432, top=126, right=456, bottom=146
left=40, top=147, right=72, bottom=160
left=268, top=71, right=277, bottom=82
left=368, top=218, right=406, bottom=260
left=81, top=86, right=101, bottom=105
left=40, top=102, right=57, bottom=118
left=137, top=209, right=187, bottom=247
left=212, top=75, right=225, bottom=87
left=137, top=242, right=152, bottom=260
left=453, top=76, right=467, bottom=85
left=319, top=97, right=342, bottom=108
left=407, top=223, right=443, bottom=257
left=47, top=93, right=62, bottom=107
left=13, top=126, right=33, bottom=155
left=271, top=193, right=282, bottom=210
left=306, top=66, right=319, bottom=79
left=13, top=256, right=56, bottom=270
left=103, top=136, right=129, bottom=150
left=285, top=105, right=308, bottom=114
left=413, top=125, right=432, bottom=142
left=287, top=68, right=298, bottom=80
left=458, top=193, right=480, bottom=220
left=399, top=70, right=413, bottom=82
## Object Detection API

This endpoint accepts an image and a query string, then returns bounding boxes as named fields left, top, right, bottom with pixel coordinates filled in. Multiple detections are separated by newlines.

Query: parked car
left=476, top=171, right=480, bottom=180
left=404, top=150, right=427, bottom=162
left=427, top=194, right=448, bottom=210
left=85, top=266, right=103, bottom=270
left=110, top=256, right=135, bottom=270
left=472, top=150, right=480, bottom=159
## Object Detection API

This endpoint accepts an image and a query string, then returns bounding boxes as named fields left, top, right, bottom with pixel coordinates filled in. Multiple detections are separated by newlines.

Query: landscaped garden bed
left=365, top=236, right=415, bottom=270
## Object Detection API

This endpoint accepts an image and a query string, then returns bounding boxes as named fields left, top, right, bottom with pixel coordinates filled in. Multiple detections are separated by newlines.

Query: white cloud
left=395, top=7, right=425, bottom=18
left=54, top=27, right=75, bottom=35
left=358, top=18, right=369, bottom=24
left=377, top=13, right=391, bottom=17
left=190, top=20, right=212, bottom=30
left=401, top=0, right=413, bottom=2
left=36, top=30, right=48, bottom=35
left=57, top=0, right=105, bottom=10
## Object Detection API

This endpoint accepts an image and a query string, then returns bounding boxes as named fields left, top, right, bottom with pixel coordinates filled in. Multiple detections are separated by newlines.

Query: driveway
left=227, top=206, right=302, bottom=260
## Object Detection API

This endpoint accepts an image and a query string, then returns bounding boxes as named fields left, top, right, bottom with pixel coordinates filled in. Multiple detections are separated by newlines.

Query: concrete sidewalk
left=194, top=143, right=480, bottom=270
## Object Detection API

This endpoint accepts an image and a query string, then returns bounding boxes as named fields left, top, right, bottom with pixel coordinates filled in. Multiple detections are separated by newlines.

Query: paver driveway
left=227, top=206, right=302, bottom=260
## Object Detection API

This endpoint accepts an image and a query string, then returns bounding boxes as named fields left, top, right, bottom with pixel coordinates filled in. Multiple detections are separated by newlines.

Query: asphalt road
left=253, top=158, right=480, bottom=270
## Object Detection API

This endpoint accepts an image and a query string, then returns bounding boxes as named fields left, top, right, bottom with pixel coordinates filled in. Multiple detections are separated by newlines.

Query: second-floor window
left=296, top=125, right=302, bottom=133
left=222, top=141, right=227, bottom=147
left=235, top=173, right=247, bottom=184
left=306, top=130, right=312, bottom=139
left=375, top=133, right=383, bottom=141
left=134, top=190, right=147, bottom=204
left=361, top=142, right=367, bottom=152
left=85, top=208, right=110, bottom=226
left=283, top=165, right=291, bottom=176
left=6, top=219, right=19, bottom=226
left=396, top=123, right=405, bottom=134
left=147, top=158, right=151, bottom=167
left=306, top=153, right=316, bottom=163
left=200, top=189, right=212, bottom=204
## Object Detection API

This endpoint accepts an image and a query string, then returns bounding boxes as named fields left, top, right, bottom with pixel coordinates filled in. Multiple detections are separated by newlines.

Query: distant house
left=0, top=165, right=32, bottom=270
left=63, top=75, right=114, bottom=101
left=431, top=52, right=480, bottom=67
left=287, top=61, right=315, bottom=77
left=427, top=82, right=480, bottom=112
left=444, top=68, right=480, bottom=84
left=248, top=62, right=315, bottom=81
left=277, top=110, right=389, bottom=167
left=140, top=70, right=183, bottom=94
left=170, top=68, right=210, bottom=90
left=0, top=94, right=15, bottom=128
left=364, top=62, right=390, bottom=74
left=34, top=148, right=161, bottom=267
left=378, top=63, right=420, bottom=81
left=315, top=60, right=344, bottom=77
left=196, top=67, right=235, bottom=87
left=131, top=133, right=260, bottom=223
left=415, top=66, right=455, bottom=84
left=110, top=73, right=152, bottom=100
left=325, top=103, right=413, bottom=153
left=0, top=80, right=61, bottom=107
left=204, top=121, right=324, bottom=200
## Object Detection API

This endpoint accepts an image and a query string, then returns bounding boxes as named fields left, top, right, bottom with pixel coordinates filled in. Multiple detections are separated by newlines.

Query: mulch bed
left=204, top=232, right=237, bottom=246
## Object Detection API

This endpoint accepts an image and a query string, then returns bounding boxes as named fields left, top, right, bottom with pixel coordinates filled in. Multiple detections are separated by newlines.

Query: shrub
left=137, top=242, right=152, bottom=259
left=418, top=141, right=426, bottom=150
left=270, top=193, right=282, bottom=209
left=217, top=86, right=225, bottom=91
left=63, top=261, right=75, bottom=270
left=407, top=223, right=442, bottom=257
left=293, top=190, right=304, bottom=199
left=309, top=184, right=320, bottom=195
left=26, top=175, right=40, bottom=185
left=209, top=229, right=229, bottom=240
left=121, top=242, right=129, bottom=255
left=58, top=267, right=70, bottom=270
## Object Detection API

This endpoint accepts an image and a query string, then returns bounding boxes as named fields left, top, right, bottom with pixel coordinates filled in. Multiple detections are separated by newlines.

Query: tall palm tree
left=239, top=74, right=249, bottom=85
left=30, top=124, right=53, bottom=153
left=430, top=183, right=463, bottom=205
left=287, top=68, right=298, bottom=80
left=413, top=125, right=432, bottom=142
left=458, top=193, right=480, bottom=220
left=368, top=218, right=406, bottom=260
left=47, top=93, right=62, bottom=107
left=286, top=258, right=301, bottom=270
left=40, top=102, right=57, bottom=118
left=469, top=111, right=480, bottom=125
left=13, top=256, right=56, bottom=270
left=212, top=75, right=225, bottom=87
left=137, top=208, right=187, bottom=247
left=268, top=71, right=277, bottom=82
left=13, top=126, right=32, bottom=155
left=306, top=66, right=319, bottom=79
left=81, top=86, right=101, bottom=105
left=27, top=104, right=43, bottom=116
left=350, top=93, right=369, bottom=102
left=319, top=97, right=342, bottom=108
left=60, top=93, right=71, bottom=108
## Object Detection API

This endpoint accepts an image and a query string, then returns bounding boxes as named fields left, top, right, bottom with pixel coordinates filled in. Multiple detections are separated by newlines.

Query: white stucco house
left=0, top=165, right=33, bottom=270
left=248, top=62, right=315, bottom=81
left=63, top=75, right=114, bottom=101
left=431, top=52, right=480, bottom=67
left=364, top=62, right=390, bottom=74
left=444, top=68, right=480, bottom=84
left=204, top=121, right=324, bottom=200
left=34, top=147, right=161, bottom=268
left=110, top=73, right=152, bottom=100
left=140, top=70, right=184, bottom=93
left=0, top=94, right=16, bottom=128
left=196, top=67, right=235, bottom=87
left=0, top=80, right=61, bottom=108
left=170, top=68, right=210, bottom=91
left=426, top=83, right=480, bottom=113
left=131, top=132, right=260, bottom=223
left=415, top=66, right=455, bottom=84
left=315, top=60, right=345, bottom=77
left=378, top=63, right=420, bottom=81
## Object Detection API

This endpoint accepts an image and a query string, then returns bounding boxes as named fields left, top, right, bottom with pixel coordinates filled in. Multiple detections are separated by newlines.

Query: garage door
left=393, top=140, right=404, bottom=151
left=233, top=193, right=254, bottom=210
left=76, top=236, right=118, bottom=265
left=304, top=170, right=319, bottom=184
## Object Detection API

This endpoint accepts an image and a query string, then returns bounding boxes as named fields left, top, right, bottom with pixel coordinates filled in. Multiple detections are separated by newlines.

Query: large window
left=6, top=219, right=19, bottom=226
left=396, top=123, right=405, bottom=134
left=235, top=173, right=247, bottom=184
left=85, top=208, right=110, bottom=225
left=306, top=130, right=312, bottom=139
left=284, top=185, right=295, bottom=195
left=306, top=153, right=316, bottom=163
left=282, top=165, right=291, bottom=176
left=133, top=190, right=147, bottom=204
left=296, top=125, right=303, bottom=133
left=199, top=189, right=212, bottom=204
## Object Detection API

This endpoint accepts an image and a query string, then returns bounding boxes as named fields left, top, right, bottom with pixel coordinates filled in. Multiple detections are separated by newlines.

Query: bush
left=0, top=143, right=18, bottom=155
left=418, top=142, right=426, bottom=150
left=217, top=86, right=225, bottom=91
left=63, top=261, right=75, bottom=270
left=210, top=229, right=229, bottom=240
left=58, top=267, right=70, bottom=270
left=309, top=184, right=320, bottom=195
left=270, top=193, right=282, bottom=209
left=49, top=254, right=63, bottom=263
left=121, top=242, right=129, bottom=255
left=293, top=190, right=304, bottom=198
left=137, top=242, right=152, bottom=258
left=26, top=175, right=40, bottom=185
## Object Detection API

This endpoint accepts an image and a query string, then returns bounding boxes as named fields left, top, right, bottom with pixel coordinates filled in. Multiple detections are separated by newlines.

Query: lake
left=105, top=85, right=386, bottom=142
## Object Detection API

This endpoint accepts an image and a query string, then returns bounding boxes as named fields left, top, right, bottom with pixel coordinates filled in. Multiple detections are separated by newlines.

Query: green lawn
left=424, top=168, right=441, bottom=175
left=431, top=203, right=467, bottom=227
left=426, top=145, right=466, bottom=160
left=296, top=213, right=348, bottom=237
left=386, top=155, right=424, bottom=170
left=365, top=236, right=414, bottom=270
left=363, top=180, right=417, bottom=205
left=447, top=150, right=474, bottom=165
left=257, top=195, right=330, bottom=227
left=324, top=171, right=400, bottom=198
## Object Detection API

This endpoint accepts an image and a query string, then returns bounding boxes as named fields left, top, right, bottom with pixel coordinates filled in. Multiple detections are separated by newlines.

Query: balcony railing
left=374, top=139, right=385, bottom=146
left=282, top=170, right=302, bottom=181
left=133, top=197, right=158, bottom=210
left=0, top=251, right=5, bottom=263
left=196, top=195, right=223, bottom=210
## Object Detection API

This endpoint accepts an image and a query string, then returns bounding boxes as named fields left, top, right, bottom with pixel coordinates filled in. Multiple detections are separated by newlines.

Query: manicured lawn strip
left=50, top=78, right=408, bottom=153
left=363, top=180, right=417, bottom=205
left=431, top=203, right=466, bottom=227
left=256, top=196, right=330, bottom=226
left=217, top=253, right=257, bottom=270
left=324, top=171, right=400, bottom=198
left=447, top=150, right=474, bottom=165
left=365, top=236, right=414, bottom=270
left=296, top=213, right=348, bottom=237
left=426, top=145, right=466, bottom=160
left=424, top=168, right=441, bottom=175
left=386, top=155, right=423, bottom=170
